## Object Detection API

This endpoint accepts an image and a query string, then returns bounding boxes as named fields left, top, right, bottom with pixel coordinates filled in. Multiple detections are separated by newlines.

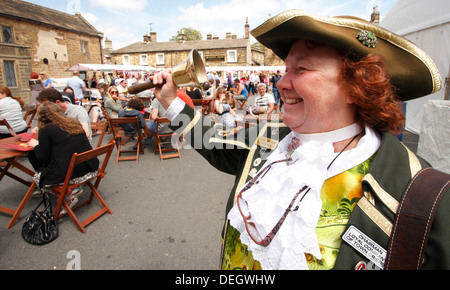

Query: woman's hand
left=28, top=138, right=38, bottom=147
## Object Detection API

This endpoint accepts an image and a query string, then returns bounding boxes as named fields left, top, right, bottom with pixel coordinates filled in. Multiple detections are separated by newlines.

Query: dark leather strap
left=384, top=167, right=450, bottom=270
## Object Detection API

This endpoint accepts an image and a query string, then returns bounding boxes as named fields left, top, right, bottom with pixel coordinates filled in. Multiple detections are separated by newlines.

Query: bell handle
left=126, top=81, right=159, bottom=95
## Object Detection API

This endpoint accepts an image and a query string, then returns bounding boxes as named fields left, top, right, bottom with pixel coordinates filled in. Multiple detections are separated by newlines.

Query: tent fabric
left=67, top=64, right=157, bottom=72
left=381, top=0, right=450, bottom=134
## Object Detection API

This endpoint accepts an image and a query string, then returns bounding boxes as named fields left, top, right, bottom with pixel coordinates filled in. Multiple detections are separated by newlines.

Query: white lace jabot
left=227, top=124, right=381, bottom=270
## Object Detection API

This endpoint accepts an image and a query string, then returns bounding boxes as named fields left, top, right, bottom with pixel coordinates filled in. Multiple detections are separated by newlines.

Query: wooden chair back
left=100, top=106, right=113, bottom=135
left=0, top=119, right=16, bottom=136
left=23, top=107, right=37, bottom=130
left=91, top=122, right=108, bottom=148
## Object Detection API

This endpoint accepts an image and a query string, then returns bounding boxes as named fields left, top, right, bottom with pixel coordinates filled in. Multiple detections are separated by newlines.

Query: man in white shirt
left=66, top=71, right=86, bottom=102
left=36, top=88, right=92, bottom=140
left=249, top=83, right=275, bottom=115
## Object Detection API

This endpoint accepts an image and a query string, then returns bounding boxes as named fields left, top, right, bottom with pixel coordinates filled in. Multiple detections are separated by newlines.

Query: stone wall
left=0, top=16, right=102, bottom=106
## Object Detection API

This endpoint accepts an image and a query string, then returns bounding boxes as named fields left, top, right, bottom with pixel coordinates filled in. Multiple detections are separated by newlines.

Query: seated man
left=147, top=97, right=173, bottom=135
left=36, top=88, right=92, bottom=140
left=233, top=78, right=248, bottom=101
left=246, top=83, right=275, bottom=115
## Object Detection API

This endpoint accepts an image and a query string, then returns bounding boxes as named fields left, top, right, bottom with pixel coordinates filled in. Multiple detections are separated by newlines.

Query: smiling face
left=278, top=39, right=357, bottom=134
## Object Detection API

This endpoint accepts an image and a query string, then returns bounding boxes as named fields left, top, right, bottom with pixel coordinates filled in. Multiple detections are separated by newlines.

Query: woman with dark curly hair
left=27, top=102, right=98, bottom=207
left=148, top=10, right=448, bottom=270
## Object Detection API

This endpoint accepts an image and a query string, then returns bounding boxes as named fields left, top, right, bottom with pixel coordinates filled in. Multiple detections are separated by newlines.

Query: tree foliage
left=170, top=28, right=202, bottom=41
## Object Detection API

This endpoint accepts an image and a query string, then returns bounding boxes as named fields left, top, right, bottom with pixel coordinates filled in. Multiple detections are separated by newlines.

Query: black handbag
left=21, top=193, right=59, bottom=245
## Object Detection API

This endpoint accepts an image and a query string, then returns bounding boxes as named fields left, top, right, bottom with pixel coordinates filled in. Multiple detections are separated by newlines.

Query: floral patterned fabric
left=221, top=154, right=375, bottom=270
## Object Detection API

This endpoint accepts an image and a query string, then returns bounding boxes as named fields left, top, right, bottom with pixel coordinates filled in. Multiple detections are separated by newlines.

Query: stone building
left=0, top=0, right=103, bottom=105
left=111, top=18, right=264, bottom=71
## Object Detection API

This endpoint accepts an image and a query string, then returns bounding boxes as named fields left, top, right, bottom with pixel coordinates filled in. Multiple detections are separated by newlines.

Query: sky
left=24, top=0, right=398, bottom=50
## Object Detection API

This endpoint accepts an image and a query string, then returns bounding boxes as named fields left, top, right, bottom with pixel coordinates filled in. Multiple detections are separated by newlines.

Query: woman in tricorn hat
left=149, top=10, right=449, bottom=270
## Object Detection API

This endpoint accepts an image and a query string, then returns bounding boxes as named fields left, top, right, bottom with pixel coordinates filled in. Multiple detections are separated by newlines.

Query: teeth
left=285, top=98, right=301, bottom=104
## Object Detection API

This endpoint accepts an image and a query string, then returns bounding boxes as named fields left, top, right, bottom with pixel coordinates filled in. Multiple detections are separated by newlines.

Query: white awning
left=67, top=64, right=157, bottom=72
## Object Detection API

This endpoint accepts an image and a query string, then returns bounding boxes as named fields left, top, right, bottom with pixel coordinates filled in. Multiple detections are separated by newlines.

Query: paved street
left=0, top=98, right=420, bottom=270
left=0, top=124, right=234, bottom=270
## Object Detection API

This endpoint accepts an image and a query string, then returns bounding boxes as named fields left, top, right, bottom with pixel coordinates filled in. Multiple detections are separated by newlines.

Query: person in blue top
left=40, top=72, right=52, bottom=88
left=118, top=97, right=147, bottom=137
left=233, top=78, right=248, bottom=101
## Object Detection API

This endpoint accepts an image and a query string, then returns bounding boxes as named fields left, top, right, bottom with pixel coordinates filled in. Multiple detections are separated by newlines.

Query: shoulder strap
left=384, top=167, right=450, bottom=270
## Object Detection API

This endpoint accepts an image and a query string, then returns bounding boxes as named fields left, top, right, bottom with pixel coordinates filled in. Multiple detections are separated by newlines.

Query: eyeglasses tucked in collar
left=237, top=157, right=311, bottom=247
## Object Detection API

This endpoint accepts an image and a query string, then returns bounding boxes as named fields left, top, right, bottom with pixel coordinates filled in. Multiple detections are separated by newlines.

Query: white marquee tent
left=381, top=0, right=450, bottom=134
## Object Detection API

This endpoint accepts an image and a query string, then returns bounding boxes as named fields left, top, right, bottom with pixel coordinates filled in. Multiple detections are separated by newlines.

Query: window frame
left=156, top=53, right=165, bottom=65
left=2, top=26, right=13, bottom=43
left=80, top=40, right=88, bottom=53
left=140, top=54, right=148, bottom=66
left=3, top=60, right=17, bottom=87
left=227, top=50, right=237, bottom=63
left=122, top=55, right=130, bottom=65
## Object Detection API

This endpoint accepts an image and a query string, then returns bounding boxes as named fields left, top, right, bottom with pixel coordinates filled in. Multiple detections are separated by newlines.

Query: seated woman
left=27, top=102, right=99, bottom=210
left=0, top=86, right=27, bottom=139
left=103, top=86, right=123, bottom=118
left=214, top=88, right=241, bottom=128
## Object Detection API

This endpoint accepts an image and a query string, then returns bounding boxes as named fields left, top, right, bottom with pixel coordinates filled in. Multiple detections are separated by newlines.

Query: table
left=0, top=135, right=36, bottom=229
left=82, top=101, right=99, bottom=115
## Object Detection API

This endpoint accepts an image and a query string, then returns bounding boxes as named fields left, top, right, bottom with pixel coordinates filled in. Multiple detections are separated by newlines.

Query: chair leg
left=6, top=182, right=36, bottom=229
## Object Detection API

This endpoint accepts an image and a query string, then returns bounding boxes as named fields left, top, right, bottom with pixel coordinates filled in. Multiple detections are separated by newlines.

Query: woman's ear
left=346, top=95, right=357, bottom=104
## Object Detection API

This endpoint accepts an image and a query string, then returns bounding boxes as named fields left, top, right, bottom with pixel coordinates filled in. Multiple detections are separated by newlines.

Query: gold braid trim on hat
left=251, top=10, right=442, bottom=94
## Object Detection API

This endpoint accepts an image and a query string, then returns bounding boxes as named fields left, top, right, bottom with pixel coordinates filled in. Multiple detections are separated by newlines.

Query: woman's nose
left=276, top=74, right=291, bottom=91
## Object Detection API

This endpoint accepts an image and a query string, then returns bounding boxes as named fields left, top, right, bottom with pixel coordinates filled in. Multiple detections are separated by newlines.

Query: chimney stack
left=178, top=29, right=187, bottom=43
left=371, top=5, right=380, bottom=25
left=245, top=17, right=250, bottom=39
left=104, top=37, right=112, bottom=50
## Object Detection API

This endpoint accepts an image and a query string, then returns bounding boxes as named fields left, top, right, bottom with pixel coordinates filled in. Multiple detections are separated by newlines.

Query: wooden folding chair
left=0, top=119, right=17, bottom=136
left=91, top=122, right=107, bottom=148
left=23, top=107, right=37, bottom=130
left=237, top=97, right=249, bottom=110
left=149, top=117, right=181, bottom=161
left=7, top=142, right=116, bottom=233
left=109, top=117, right=144, bottom=162
left=100, top=107, right=113, bottom=135
left=52, top=141, right=115, bottom=233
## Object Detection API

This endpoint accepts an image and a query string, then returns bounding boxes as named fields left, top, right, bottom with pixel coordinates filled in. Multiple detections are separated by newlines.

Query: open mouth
left=284, top=98, right=302, bottom=104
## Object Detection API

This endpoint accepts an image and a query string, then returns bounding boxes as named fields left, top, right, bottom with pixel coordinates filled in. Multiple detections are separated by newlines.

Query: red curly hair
left=339, top=54, right=405, bottom=135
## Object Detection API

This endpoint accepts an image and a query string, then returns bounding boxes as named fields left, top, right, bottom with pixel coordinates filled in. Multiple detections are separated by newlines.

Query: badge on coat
left=342, top=225, right=386, bottom=269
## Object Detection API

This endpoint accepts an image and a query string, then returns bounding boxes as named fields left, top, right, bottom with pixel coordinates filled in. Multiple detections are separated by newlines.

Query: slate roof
left=0, top=0, right=102, bottom=38
left=112, top=38, right=251, bottom=54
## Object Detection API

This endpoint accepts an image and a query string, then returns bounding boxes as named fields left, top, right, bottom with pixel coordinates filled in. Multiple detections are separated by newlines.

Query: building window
left=3, top=61, right=17, bottom=87
left=2, top=26, right=13, bottom=43
left=122, top=55, right=130, bottom=65
left=140, top=54, right=148, bottom=65
left=156, top=53, right=165, bottom=65
left=80, top=40, right=88, bottom=53
left=227, top=50, right=237, bottom=63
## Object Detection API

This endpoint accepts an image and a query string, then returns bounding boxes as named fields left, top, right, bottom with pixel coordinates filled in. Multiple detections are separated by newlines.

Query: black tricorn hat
left=251, top=10, right=442, bottom=101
